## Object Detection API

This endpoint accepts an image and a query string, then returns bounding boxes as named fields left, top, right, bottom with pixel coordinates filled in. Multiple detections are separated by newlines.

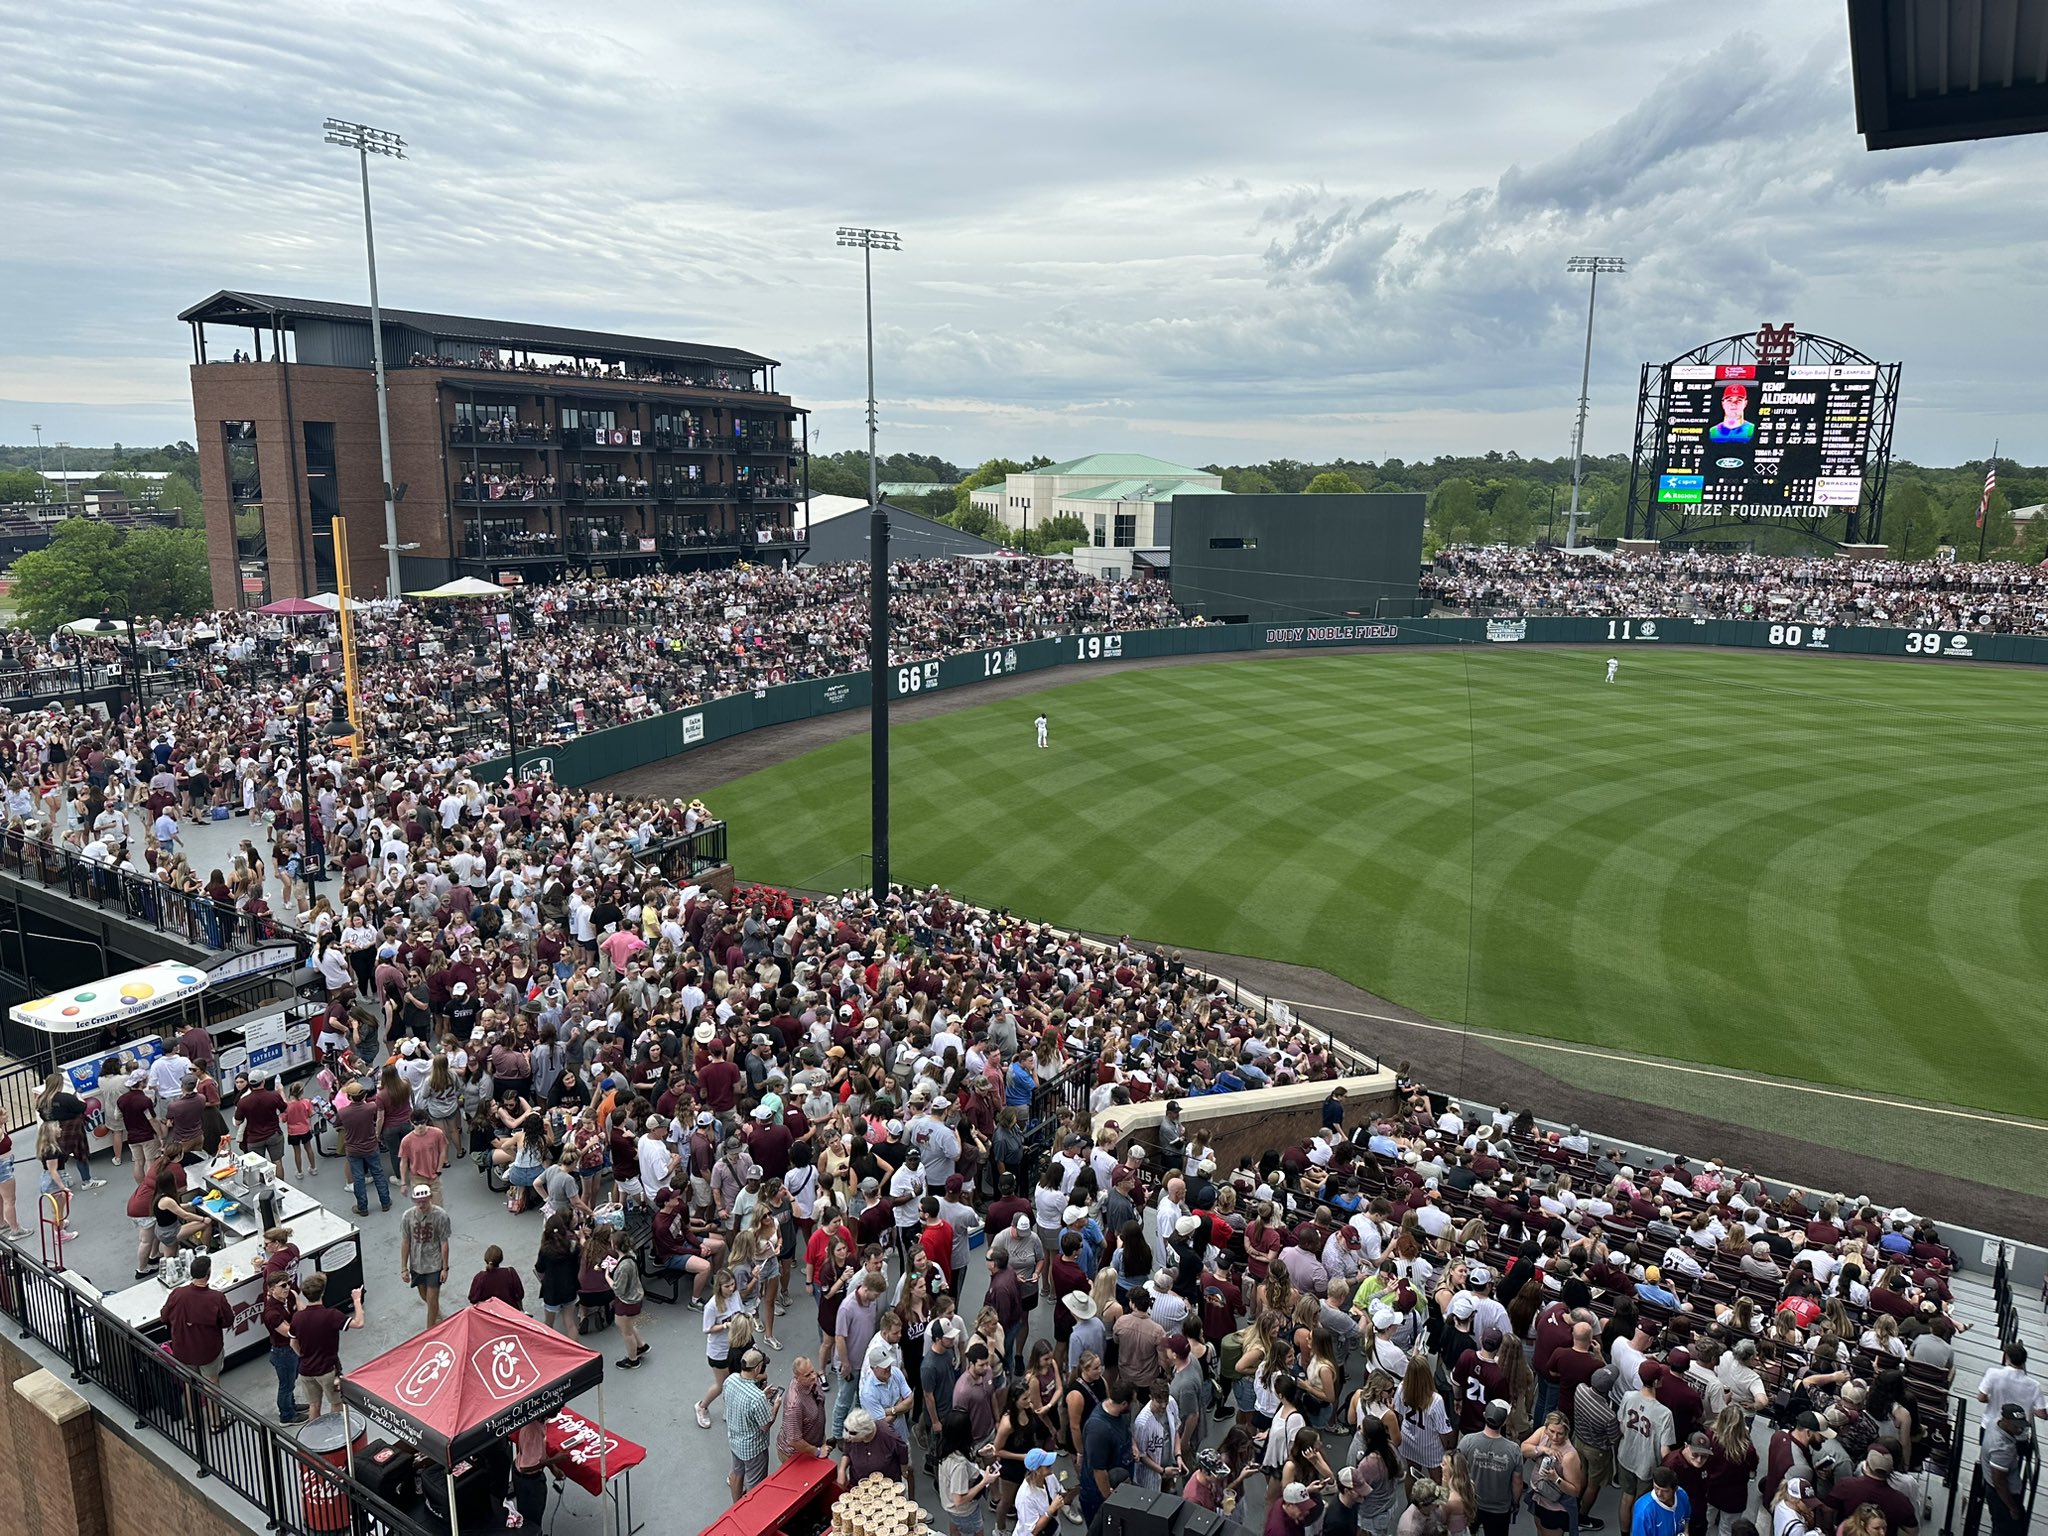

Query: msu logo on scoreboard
left=1754, top=322, right=1796, bottom=364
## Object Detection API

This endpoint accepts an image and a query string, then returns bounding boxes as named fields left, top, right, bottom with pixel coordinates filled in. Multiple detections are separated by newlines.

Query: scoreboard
left=1654, top=362, right=1877, bottom=517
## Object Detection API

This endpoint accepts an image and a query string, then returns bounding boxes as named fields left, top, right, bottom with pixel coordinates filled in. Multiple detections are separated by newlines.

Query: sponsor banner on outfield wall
left=1260, top=622, right=1400, bottom=646
left=467, top=616, right=2046, bottom=786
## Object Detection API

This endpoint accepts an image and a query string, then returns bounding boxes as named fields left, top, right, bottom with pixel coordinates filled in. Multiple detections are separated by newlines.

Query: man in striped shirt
left=723, top=1350, right=780, bottom=1499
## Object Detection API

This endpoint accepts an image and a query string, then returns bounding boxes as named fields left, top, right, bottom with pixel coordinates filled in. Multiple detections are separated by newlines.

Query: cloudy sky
left=3, top=0, right=2043, bottom=470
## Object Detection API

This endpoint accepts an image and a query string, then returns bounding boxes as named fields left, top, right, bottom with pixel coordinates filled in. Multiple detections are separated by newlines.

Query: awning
left=338, top=1299, right=602, bottom=1465
left=9, top=961, right=210, bottom=1035
left=405, top=576, right=504, bottom=599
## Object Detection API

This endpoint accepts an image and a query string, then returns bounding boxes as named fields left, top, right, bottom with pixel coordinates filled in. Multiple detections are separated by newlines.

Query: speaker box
left=1099, top=1483, right=1178, bottom=1536
left=358, top=1439, right=418, bottom=1505
left=1171, top=1506, right=1233, bottom=1536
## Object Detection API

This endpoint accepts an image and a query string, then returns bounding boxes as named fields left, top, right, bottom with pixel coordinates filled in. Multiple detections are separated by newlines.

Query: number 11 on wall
left=1606, top=620, right=1633, bottom=640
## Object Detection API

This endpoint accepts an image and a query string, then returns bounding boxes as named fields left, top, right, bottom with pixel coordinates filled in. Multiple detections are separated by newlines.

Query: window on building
left=559, top=408, right=617, bottom=434
left=1093, top=514, right=1107, bottom=547
left=1114, top=513, right=1137, bottom=548
left=303, top=422, right=339, bottom=590
left=223, top=421, right=260, bottom=502
left=1209, top=536, right=1257, bottom=549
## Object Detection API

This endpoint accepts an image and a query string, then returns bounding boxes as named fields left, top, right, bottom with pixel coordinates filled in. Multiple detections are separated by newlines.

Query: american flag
left=1977, top=458, right=1997, bottom=529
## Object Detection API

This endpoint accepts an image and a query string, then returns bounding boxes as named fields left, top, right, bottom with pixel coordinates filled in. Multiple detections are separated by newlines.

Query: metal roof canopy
left=1848, top=0, right=2048, bottom=148
left=9, top=961, right=210, bottom=1036
left=178, top=289, right=778, bottom=370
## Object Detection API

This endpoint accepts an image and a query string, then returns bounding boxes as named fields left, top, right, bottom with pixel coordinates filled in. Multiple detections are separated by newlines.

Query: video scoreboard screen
left=1655, top=362, right=1877, bottom=516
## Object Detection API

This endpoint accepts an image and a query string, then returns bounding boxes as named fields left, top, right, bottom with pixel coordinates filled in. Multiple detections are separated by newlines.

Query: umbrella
left=258, top=597, right=330, bottom=616
left=59, top=617, right=129, bottom=634
left=306, top=592, right=354, bottom=611
left=405, top=576, right=503, bottom=599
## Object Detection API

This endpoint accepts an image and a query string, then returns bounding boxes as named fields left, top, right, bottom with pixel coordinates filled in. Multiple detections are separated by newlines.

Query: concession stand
left=339, top=1299, right=618, bottom=1536
left=7, top=945, right=317, bottom=1159
left=98, top=1146, right=363, bottom=1363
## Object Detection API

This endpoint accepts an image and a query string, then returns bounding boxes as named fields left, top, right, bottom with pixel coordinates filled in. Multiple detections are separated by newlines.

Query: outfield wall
left=481, top=613, right=2041, bottom=786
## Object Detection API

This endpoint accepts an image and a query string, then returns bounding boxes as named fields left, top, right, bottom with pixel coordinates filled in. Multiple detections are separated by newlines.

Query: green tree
left=951, top=458, right=1029, bottom=519
left=1023, top=512, right=1090, bottom=554
left=1218, top=468, right=1279, bottom=495
left=9, top=520, right=130, bottom=631
left=0, top=467, right=42, bottom=502
left=7, top=518, right=211, bottom=631
left=950, top=503, right=1004, bottom=541
left=1883, top=480, right=1939, bottom=560
left=122, top=526, right=212, bottom=617
left=1429, top=477, right=1482, bottom=544
left=1304, top=470, right=1365, bottom=494
left=1490, top=480, right=1534, bottom=545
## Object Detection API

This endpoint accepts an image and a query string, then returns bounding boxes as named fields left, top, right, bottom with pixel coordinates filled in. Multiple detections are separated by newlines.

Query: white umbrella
left=59, top=617, right=129, bottom=634
left=405, top=576, right=503, bottom=599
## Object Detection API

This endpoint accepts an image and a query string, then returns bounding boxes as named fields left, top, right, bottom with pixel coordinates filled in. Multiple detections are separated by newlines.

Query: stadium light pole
left=324, top=117, right=406, bottom=599
left=55, top=441, right=70, bottom=504
left=1564, top=256, right=1625, bottom=549
left=836, top=225, right=901, bottom=899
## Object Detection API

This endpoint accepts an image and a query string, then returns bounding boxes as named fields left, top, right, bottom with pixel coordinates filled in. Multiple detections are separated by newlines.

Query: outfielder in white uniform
left=1605, top=657, right=1619, bottom=683
left=1034, top=713, right=1049, bottom=748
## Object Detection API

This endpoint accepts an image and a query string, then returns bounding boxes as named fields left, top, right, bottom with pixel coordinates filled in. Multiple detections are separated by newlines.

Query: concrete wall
left=1109, top=1071, right=1400, bottom=1171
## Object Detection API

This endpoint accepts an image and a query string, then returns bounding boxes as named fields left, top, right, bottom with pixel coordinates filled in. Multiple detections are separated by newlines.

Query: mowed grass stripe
left=714, top=649, right=2048, bottom=1117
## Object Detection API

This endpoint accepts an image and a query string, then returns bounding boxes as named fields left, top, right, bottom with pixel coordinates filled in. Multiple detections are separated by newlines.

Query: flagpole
left=1976, top=439, right=1999, bottom=562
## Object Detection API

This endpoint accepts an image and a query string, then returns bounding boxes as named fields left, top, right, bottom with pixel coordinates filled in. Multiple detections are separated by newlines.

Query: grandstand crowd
left=1426, top=548, right=2048, bottom=635
left=38, top=850, right=2043, bottom=1534
left=4, top=545, right=2042, bottom=1534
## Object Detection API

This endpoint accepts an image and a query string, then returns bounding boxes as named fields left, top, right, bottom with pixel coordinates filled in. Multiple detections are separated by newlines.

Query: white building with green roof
left=969, top=452, right=1225, bottom=560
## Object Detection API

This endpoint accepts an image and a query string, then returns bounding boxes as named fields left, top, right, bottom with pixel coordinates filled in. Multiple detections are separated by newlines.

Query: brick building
left=180, top=291, right=808, bottom=606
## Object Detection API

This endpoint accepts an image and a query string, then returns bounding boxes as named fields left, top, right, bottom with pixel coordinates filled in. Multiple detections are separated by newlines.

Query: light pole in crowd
left=1564, top=255, right=1625, bottom=549
left=499, top=640, right=522, bottom=785
left=836, top=224, right=901, bottom=898
left=323, top=116, right=406, bottom=600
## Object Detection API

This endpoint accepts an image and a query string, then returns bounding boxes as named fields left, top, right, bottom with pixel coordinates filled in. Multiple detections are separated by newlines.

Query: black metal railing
left=0, top=834, right=309, bottom=953
left=0, top=1244, right=436, bottom=1535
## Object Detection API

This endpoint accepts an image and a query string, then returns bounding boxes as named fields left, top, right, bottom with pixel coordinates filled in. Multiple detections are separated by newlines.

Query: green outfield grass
left=713, top=648, right=2048, bottom=1121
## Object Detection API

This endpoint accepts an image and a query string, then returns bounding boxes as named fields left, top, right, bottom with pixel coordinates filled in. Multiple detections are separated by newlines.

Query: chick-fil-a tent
left=337, top=1299, right=608, bottom=1533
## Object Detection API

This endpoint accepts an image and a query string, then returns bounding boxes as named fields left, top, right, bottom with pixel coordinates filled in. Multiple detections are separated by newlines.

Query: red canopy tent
left=258, top=597, right=332, bottom=616
left=337, top=1299, right=609, bottom=1533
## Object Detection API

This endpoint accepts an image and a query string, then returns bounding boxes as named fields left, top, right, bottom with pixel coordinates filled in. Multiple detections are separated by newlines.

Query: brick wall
left=0, top=1334, right=251, bottom=1536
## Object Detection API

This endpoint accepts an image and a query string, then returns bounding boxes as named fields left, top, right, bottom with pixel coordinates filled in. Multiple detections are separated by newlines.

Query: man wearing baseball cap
left=1268, top=1479, right=1325, bottom=1536
left=398, top=1183, right=451, bottom=1328
left=1983, top=1402, right=2035, bottom=1536
left=1457, top=1400, right=1524, bottom=1536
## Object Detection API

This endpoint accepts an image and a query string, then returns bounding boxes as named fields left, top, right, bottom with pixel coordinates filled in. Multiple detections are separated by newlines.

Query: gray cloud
left=0, top=0, right=2042, bottom=470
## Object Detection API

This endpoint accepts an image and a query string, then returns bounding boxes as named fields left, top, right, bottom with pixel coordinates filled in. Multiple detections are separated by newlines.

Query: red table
left=545, top=1407, right=648, bottom=1530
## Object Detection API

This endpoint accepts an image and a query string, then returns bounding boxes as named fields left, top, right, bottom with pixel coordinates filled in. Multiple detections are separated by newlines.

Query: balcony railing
left=229, top=479, right=262, bottom=502
left=564, top=481, right=654, bottom=503
left=463, top=533, right=562, bottom=560
left=456, top=479, right=560, bottom=504
left=0, top=832, right=308, bottom=952
left=449, top=422, right=553, bottom=446
left=733, top=435, right=795, bottom=456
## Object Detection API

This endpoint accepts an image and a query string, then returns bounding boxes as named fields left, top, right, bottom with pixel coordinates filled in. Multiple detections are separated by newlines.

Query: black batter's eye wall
left=1168, top=492, right=1426, bottom=624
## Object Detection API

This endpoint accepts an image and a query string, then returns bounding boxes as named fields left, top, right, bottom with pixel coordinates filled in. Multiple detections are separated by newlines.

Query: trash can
left=297, top=1412, right=367, bottom=1533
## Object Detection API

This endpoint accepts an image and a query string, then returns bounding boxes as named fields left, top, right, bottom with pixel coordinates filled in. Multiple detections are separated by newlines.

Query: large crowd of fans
left=33, top=848, right=2038, bottom=1533
left=5, top=559, right=1186, bottom=773
left=1427, top=548, right=2048, bottom=635
left=407, top=351, right=765, bottom=393
left=5, top=545, right=2041, bottom=1536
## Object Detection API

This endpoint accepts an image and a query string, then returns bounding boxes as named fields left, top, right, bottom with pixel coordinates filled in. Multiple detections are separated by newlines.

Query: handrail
left=0, top=1243, right=438, bottom=1536
left=0, top=833, right=308, bottom=952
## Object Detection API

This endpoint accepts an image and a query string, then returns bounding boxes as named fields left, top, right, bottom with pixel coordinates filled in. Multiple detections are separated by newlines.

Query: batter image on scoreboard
left=1708, top=384, right=1756, bottom=442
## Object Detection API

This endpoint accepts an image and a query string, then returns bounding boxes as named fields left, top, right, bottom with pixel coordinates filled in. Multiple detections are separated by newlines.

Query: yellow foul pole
left=331, top=516, right=364, bottom=748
